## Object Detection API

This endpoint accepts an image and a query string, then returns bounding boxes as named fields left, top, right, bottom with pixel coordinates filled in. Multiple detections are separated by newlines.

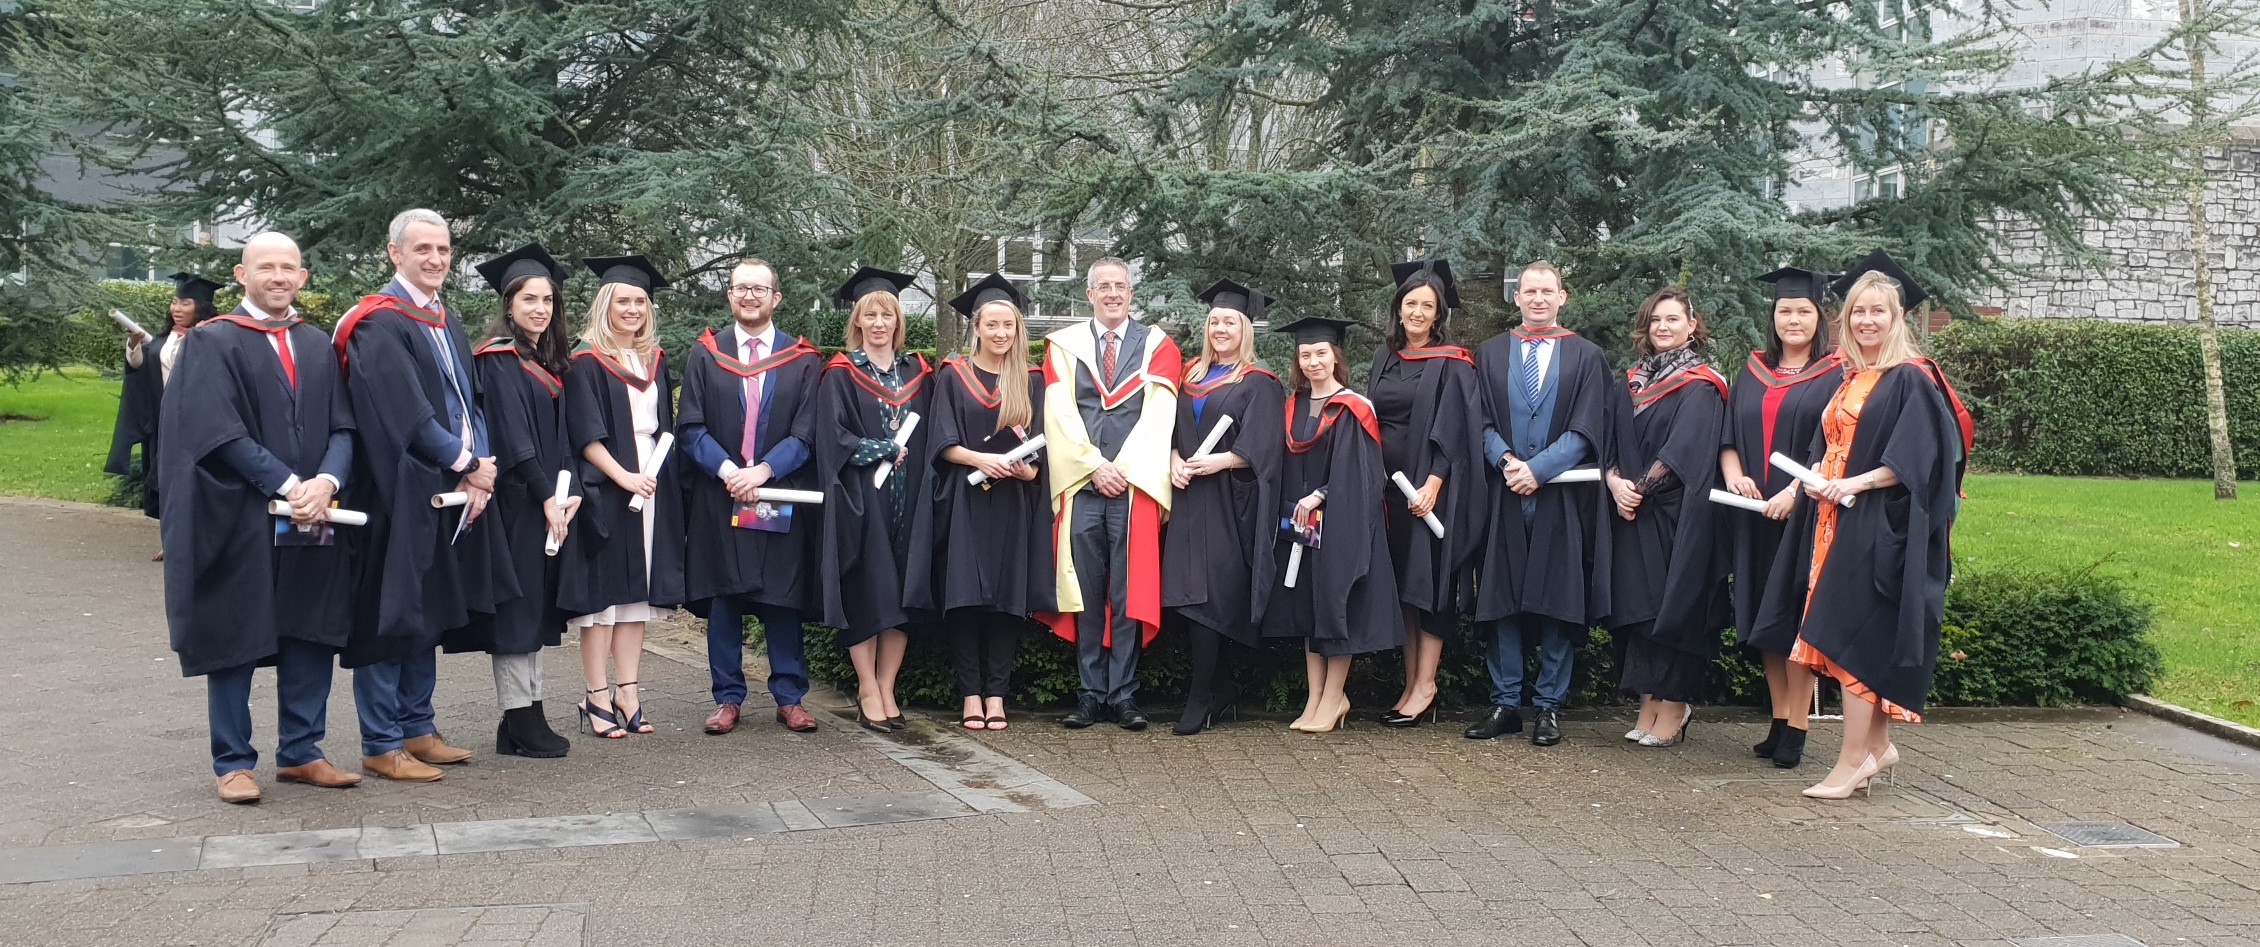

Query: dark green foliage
left=1933, top=564, right=2162, bottom=706
left=54, top=280, right=350, bottom=373
left=1932, top=319, right=2260, bottom=478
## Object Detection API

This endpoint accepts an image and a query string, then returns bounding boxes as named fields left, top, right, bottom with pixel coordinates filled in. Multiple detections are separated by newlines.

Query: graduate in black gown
left=331, top=208, right=513, bottom=781
left=1161, top=280, right=1286, bottom=736
left=1601, top=287, right=1731, bottom=748
left=1261, top=317, right=1401, bottom=734
left=814, top=267, right=933, bottom=733
left=1723, top=267, right=1844, bottom=768
left=1468, top=262, right=1616, bottom=747
left=558, top=254, right=689, bottom=739
left=463, top=244, right=582, bottom=759
left=1366, top=260, right=1486, bottom=728
left=161, top=232, right=361, bottom=803
left=1753, top=254, right=1965, bottom=799
left=905, top=274, right=1052, bottom=731
left=109, top=272, right=219, bottom=533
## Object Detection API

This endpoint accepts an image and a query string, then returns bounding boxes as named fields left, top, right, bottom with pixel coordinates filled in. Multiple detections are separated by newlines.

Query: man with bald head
left=160, top=231, right=362, bottom=804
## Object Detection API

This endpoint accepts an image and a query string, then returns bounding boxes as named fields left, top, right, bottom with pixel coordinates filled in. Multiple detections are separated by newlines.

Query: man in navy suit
left=331, top=208, right=515, bottom=781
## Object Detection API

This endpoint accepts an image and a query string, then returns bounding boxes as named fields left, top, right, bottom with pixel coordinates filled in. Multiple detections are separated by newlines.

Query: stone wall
left=1976, top=141, right=2260, bottom=326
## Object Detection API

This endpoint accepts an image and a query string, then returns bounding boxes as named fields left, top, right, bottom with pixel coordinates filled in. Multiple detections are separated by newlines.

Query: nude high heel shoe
left=1802, top=754, right=1882, bottom=800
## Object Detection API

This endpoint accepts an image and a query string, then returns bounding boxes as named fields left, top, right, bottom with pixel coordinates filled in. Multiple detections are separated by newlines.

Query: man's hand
left=464, top=457, right=498, bottom=493
left=1725, top=473, right=1761, bottom=500
left=1293, top=490, right=1325, bottom=528
left=1762, top=483, right=1798, bottom=520
left=286, top=476, right=335, bottom=526
left=1606, top=472, right=1643, bottom=521
left=458, top=476, right=492, bottom=524
left=1091, top=461, right=1130, bottom=498
left=723, top=467, right=761, bottom=502
left=1503, top=457, right=1539, bottom=496
left=1408, top=475, right=1443, bottom=518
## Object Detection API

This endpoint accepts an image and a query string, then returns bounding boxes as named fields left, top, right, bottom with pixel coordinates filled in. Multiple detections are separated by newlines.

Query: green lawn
left=0, top=368, right=127, bottom=504
left=3, top=370, right=2256, bottom=724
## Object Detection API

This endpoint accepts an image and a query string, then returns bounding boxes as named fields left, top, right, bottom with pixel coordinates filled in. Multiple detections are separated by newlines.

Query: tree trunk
left=2182, top=0, right=2238, bottom=499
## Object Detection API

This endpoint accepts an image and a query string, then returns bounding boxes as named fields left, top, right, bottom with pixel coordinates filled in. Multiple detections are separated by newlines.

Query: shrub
left=1930, top=318, right=2260, bottom=478
left=60, top=279, right=350, bottom=377
left=1932, top=563, right=2162, bottom=706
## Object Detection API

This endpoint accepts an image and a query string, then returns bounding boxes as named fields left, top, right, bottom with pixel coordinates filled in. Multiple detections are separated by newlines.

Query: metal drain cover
left=258, top=903, right=590, bottom=946
left=2010, top=935, right=2150, bottom=947
left=2032, top=820, right=2180, bottom=849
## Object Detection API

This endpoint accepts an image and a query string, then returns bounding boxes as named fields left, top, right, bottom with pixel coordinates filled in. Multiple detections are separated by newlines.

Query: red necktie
left=275, top=332, right=298, bottom=389
left=1101, top=330, right=1118, bottom=383
left=740, top=336, right=764, bottom=463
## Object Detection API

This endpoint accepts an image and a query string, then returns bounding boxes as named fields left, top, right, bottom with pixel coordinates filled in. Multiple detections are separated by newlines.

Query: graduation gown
left=1603, top=361, right=1732, bottom=698
left=814, top=351, right=933, bottom=641
left=107, top=334, right=170, bottom=518
left=1160, top=365, right=1286, bottom=645
left=448, top=338, right=574, bottom=655
left=1723, top=352, right=1845, bottom=653
left=1367, top=345, right=1487, bottom=631
left=1471, top=329, right=1617, bottom=628
left=674, top=327, right=825, bottom=617
left=331, top=290, right=518, bottom=666
left=1261, top=389, right=1402, bottom=657
left=158, top=313, right=356, bottom=677
left=1751, top=363, right=1962, bottom=718
left=557, top=344, right=689, bottom=616
left=904, top=357, right=1054, bottom=619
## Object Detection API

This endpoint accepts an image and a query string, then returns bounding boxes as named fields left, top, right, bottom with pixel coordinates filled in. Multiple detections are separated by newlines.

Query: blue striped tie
left=1522, top=338, right=1543, bottom=406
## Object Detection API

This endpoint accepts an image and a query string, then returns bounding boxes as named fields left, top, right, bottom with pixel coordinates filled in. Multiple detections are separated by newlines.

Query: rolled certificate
left=1283, top=542, right=1304, bottom=588
left=268, top=500, right=368, bottom=526
left=1707, top=489, right=1770, bottom=513
left=1390, top=471, right=1447, bottom=539
left=543, top=470, right=572, bottom=557
left=1769, top=451, right=1855, bottom=508
left=1191, top=415, right=1235, bottom=459
left=108, top=309, right=148, bottom=338
left=1546, top=466, right=1602, bottom=484
left=872, top=412, right=921, bottom=488
left=967, top=433, right=1049, bottom=485
left=752, top=488, right=825, bottom=505
left=629, top=432, right=677, bottom=512
left=432, top=491, right=470, bottom=508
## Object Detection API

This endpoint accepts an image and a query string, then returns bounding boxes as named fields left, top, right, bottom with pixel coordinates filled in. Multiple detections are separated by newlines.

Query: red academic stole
left=210, top=312, right=305, bottom=386
left=474, top=337, right=562, bottom=398
left=1180, top=364, right=1278, bottom=399
left=570, top=340, right=664, bottom=391
left=1744, top=350, right=1842, bottom=467
left=1910, top=357, right=1976, bottom=456
left=1396, top=345, right=1474, bottom=365
left=824, top=352, right=930, bottom=406
left=1284, top=390, right=1382, bottom=452
left=1510, top=324, right=1578, bottom=343
left=942, top=355, right=1010, bottom=408
left=1047, top=325, right=1180, bottom=408
left=1626, top=362, right=1730, bottom=409
left=332, top=292, right=447, bottom=375
left=697, top=327, right=817, bottom=378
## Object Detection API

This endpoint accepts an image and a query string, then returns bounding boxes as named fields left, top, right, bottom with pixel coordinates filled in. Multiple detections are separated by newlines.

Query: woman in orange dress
left=1750, top=251, right=1965, bottom=800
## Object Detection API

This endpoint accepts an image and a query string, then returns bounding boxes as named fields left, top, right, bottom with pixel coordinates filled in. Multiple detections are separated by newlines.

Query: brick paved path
left=0, top=498, right=2255, bottom=947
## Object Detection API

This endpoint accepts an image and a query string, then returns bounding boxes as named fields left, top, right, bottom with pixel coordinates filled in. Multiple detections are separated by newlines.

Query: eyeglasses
left=728, top=285, right=776, bottom=299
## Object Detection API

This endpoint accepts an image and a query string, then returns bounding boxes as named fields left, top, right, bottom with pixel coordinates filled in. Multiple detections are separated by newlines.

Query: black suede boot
left=1771, top=725, right=1808, bottom=769
left=497, top=704, right=571, bottom=758
left=1754, top=718, right=1788, bottom=758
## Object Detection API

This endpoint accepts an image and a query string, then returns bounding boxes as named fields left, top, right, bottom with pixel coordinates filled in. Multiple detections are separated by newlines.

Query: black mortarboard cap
left=582, top=254, right=669, bottom=292
left=1829, top=250, right=1928, bottom=309
left=1272, top=315, right=1357, bottom=346
left=1755, top=266, right=1837, bottom=304
left=948, top=273, right=1027, bottom=318
left=474, top=243, right=567, bottom=297
left=1389, top=259, right=1461, bottom=309
left=168, top=272, right=222, bottom=306
left=833, top=266, right=916, bottom=308
left=1196, top=279, right=1275, bottom=321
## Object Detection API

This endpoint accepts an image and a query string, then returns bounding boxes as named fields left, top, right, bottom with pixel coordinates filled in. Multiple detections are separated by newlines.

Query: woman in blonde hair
left=1751, top=251, right=1967, bottom=799
left=1160, top=281, right=1286, bottom=736
left=905, top=274, right=1052, bottom=730
left=558, top=255, right=686, bottom=739
left=816, top=267, right=933, bottom=732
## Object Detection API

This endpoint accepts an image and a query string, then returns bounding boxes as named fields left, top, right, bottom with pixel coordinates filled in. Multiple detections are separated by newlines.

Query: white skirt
left=571, top=370, right=664, bottom=629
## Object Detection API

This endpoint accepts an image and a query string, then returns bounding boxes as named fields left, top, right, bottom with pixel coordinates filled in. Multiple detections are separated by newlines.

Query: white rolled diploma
left=543, top=470, right=572, bottom=557
left=749, top=488, right=825, bottom=505
left=1284, top=542, right=1304, bottom=588
left=1769, top=451, right=1856, bottom=508
left=872, top=413, right=921, bottom=489
left=967, top=433, right=1049, bottom=486
left=1708, top=488, right=1770, bottom=513
left=628, top=432, right=677, bottom=512
left=109, top=309, right=149, bottom=339
left=268, top=499, right=368, bottom=526
left=1390, top=471, right=1447, bottom=539
left=1546, top=466, right=1602, bottom=484
left=431, top=491, right=469, bottom=508
left=1191, top=415, right=1235, bottom=460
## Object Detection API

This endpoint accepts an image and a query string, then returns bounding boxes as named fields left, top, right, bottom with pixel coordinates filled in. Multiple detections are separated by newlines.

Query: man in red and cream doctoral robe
left=1041, top=259, right=1181, bottom=730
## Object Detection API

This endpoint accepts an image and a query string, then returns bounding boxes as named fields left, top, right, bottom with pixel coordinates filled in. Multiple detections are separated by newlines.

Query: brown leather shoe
left=704, top=702, right=741, bottom=734
left=362, top=749, right=444, bottom=782
left=216, top=770, right=260, bottom=804
left=403, top=732, right=473, bottom=765
left=776, top=703, right=818, bottom=733
left=275, top=758, right=362, bottom=788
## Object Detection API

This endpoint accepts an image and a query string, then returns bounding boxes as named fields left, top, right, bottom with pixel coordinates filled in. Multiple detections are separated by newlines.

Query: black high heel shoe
left=614, top=682, right=654, bottom=734
left=1379, top=701, right=1439, bottom=728
left=577, top=688, right=625, bottom=739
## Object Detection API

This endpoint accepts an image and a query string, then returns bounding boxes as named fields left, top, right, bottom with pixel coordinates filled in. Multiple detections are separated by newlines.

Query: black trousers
left=949, top=608, right=1024, bottom=699
left=1069, top=488, right=1140, bottom=703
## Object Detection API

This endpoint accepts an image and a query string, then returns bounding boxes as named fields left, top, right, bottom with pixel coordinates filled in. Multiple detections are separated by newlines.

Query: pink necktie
left=740, top=336, right=764, bottom=463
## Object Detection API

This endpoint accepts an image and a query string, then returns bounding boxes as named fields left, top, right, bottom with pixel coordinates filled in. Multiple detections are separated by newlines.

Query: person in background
left=110, top=271, right=222, bottom=555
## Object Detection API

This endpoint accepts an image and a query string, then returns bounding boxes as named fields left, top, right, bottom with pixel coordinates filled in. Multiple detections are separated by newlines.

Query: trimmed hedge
left=756, top=560, right=2155, bottom=712
left=60, top=279, right=349, bottom=376
left=1931, top=318, right=2260, bottom=478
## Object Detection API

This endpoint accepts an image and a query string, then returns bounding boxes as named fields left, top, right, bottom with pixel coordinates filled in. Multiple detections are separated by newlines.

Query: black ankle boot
left=1771, top=725, right=1808, bottom=768
left=1754, top=718, right=1788, bottom=758
left=498, top=704, right=571, bottom=758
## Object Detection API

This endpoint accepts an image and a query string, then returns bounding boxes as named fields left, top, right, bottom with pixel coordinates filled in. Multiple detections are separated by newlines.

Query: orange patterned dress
left=1788, top=369, right=1922, bottom=724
